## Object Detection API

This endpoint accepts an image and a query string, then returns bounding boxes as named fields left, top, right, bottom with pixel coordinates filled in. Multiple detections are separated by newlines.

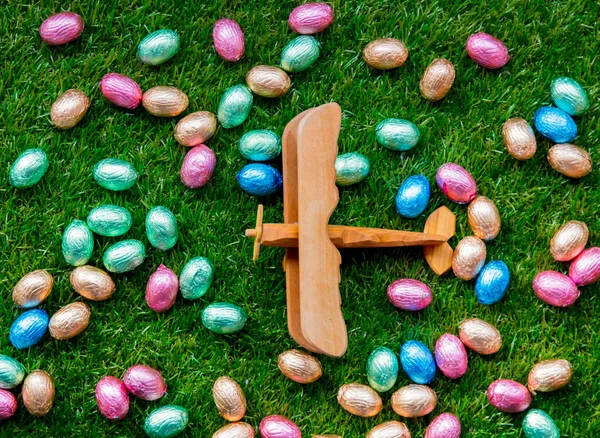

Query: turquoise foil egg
left=236, top=163, right=283, bottom=196
left=335, top=152, right=370, bottom=186
left=202, top=302, right=247, bottom=334
left=217, top=84, right=253, bottom=128
left=103, top=239, right=146, bottom=273
left=9, top=309, right=49, bottom=349
left=62, top=219, right=94, bottom=266
left=400, top=340, right=436, bottom=384
left=239, top=130, right=282, bottom=161
left=9, top=148, right=49, bottom=189
left=551, top=77, right=589, bottom=116
left=475, top=260, right=510, bottom=305
left=0, top=354, right=26, bottom=389
left=137, top=29, right=180, bottom=65
left=395, top=175, right=431, bottom=218
left=144, top=405, right=188, bottom=438
left=375, top=118, right=420, bottom=151
left=146, top=206, right=178, bottom=251
left=179, top=257, right=214, bottom=300
left=522, top=409, right=560, bottom=438
left=93, top=158, right=138, bottom=191
left=366, top=346, right=399, bottom=392
left=533, top=107, right=577, bottom=143
left=280, top=35, right=320, bottom=73
left=87, top=204, right=133, bottom=237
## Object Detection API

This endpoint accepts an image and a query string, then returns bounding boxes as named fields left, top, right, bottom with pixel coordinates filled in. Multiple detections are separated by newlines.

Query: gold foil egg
left=527, top=359, right=573, bottom=394
left=22, top=370, right=55, bottom=417
left=458, top=318, right=502, bottom=355
left=547, top=143, right=592, bottom=178
left=174, top=111, right=217, bottom=147
left=502, top=118, right=537, bottom=160
left=212, top=376, right=246, bottom=422
left=391, top=384, right=437, bottom=418
left=452, top=236, right=486, bottom=281
left=142, top=86, right=189, bottom=117
left=212, top=422, right=255, bottom=438
left=467, top=196, right=501, bottom=241
left=550, top=220, right=588, bottom=262
left=51, top=89, right=90, bottom=129
left=419, top=58, right=455, bottom=102
left=367, top=421, right=411, bottom=438
left=49, top=302, right=91, bottom=340
left=337, top=383, right=383, bottom=417
left=363, top=38, right=408, bottom=70
left=278, top=349, right=323, bottom=384
left=70, top=265, right=115, bottom=301
left=245, top=66, right=291, bottom=98
left=13, top=269, right=53, bottom=308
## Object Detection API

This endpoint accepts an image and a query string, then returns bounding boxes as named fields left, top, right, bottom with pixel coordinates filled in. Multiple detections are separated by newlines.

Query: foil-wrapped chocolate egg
left=278, top=349, right=323, bottom=384
left=375, top=118, right=420, bottom=151
left=487, top=379, right=531, bottom=413
left=502, top=118, right=537, bottom=160
left=213, top=18, right=245, bottom=62
left=533, top=106, right=577, bottom=144
left=366, top=347, right=399, bottom=392
left=138, top=29, right=180, bottom=65
left=237, top=163, right=283, bottom=196
left=474, top=260, right=510, bottom=305
left=213, top=422, right=255, bottom=438
left=335, top=152, right=370, bottom=186
left=466, top=32, right=509, bottom=69
left=93, top=158, right=138, bottom=191
left=202, top=302, right=247, bottom=334
left=99, top=73, right=143, bottom=109
left=467, top=196, right=501, bottom=241
left=259, top=414, right=301, bottom=438
left=39, top=11, right=84, bottom=45
left=522, top=409, right=560, bottom=438
left=425, top=413, right=461, bottom=438
left=239, top=130, right=282, bottom=162
left=458, top=318, right=502, bottom=355
left=87, top=204, right=132, bottom=237
left=527, top=359, right=573, bottom=394
left=51, top=89, right=90, bottom=129
left=391, top=384, right=437, bottom=418
left=96, top=376, right=129, bottom=420
left=547, top=143, right=591, bottom=178
left=281, top=35, right=320, bottom=73
left=337, top=383, right=383, bottom=417
left=0, top=355, right=25, bottom=389
left=144, top=405, right=188, bottom=438
left=550, top=220, right=588, bottom=262
left=142, top=86, right=188, bottom=117
left=174, top=111, right=217, bottom=147
left=49, top=302, right=91, bottom=340
left=180, top=145, right=216, bottom=189
left=434, top=334, right=468, bottom=379
left=103, top=239, right=146, bottom=273
left=569, top=247, right=600, bottom=286
left=146, top=265, right=178, bottom=313
left=217, top=84, right=253, bottom=128
left=9, top=148, right=49, bottom=189
left=452, top=236, right=486, bottom=280
left=551, top=76, right=589, bottom=116
left=0, top=388, right=17, bottom=420
left=395, top=175, right=431, bottom=218
left=13, top=269, right=53, bottom=308
left=387, top=278, right=432, bottom=311
left=62, top=219, right=94, bottom=266
left=22, top=370, right=54, bottom=417
left=123, top=365, right=166, bottom=401
left=400, top=340, right=436, bottom=384
left=436, top=163, right=477, bottom=204
left=532, top=270, right=580, bottom=307
left=246, top=66, right=291, bottom=98
left=146, top=206, right=178, bottom=251
left=212, top=376, right=246, bottom=421
left=363, top=38, right=408, bottom=70
left=366, top=421, right=411, bottom=438
left=288, top=2, right=334, bottom=34
left=70, top=265, right=115, bottom=301
left=420, top=58, right=455, bottom=102
left=9, top=309, right=49, bottom=349
left=179, top=257, right=214, bottom=300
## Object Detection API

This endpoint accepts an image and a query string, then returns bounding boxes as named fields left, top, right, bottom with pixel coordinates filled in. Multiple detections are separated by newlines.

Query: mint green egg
left=146, top=206, right=178, bottom=251
left=280, top=35, right=320, bottom=73
left=93, top=158, right=138, bottom=191
left=103, top=239, right=146, bottom=273
left=335, top=152, right=370, bottom=186
left=179, top=257, right=214, bottom=300
left=0, top=354, right=26, bottom=389
left=217, top=84, right=253, bottom=129
left=87, top=205, right=132, bottom=237
left=366, top=346, right=399, bottom=392
left=375, top=118, right=420, bottom=151
left=9, top=148, right=48, bottom=189
left=62, top=219, right=94, bottom=266
left=137, top=29, right=180, bottom=65
left=238, top=130, right=281, bottom=161
left=144, top=405, right=188, bottom=438
left=523, top=409, right=560, bottom=438
left=202, top=302, right=247, bottom=334
left=551, top=77, right=589, bottom=116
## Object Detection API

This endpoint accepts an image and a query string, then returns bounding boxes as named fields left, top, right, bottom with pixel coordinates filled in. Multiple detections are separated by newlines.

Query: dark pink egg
left=123, top=365, right=167, bottom=401
left=466, top=32, right=509, bottom=69
left=146, top=265, right=178, bottom=313
left=99, top=73, right=143, bottom=109
left=435, top=334, right=468, bottom=379
left=532, top=270, right=580, bottom=307
left=387, top=278, right=432, bottom=311
left=0, top=389, right=17, bottom=420
left=288, top=2, right=334, bottom=34
left=180, top=144, right=216, bottom=189
left=569, top=247, right=600, bottom=286
left=213, top=18, right=245, bottom=62
left=95, top=376, right=129, bottom=420
left=425, top=412, right=461, bottom=438
left=436, top=163, right=477, bottom=204
left=259, top=414, right=301, bottom=438
left=487, top=379, right=531, bottom=413
left=39, top=12, right=84, bottom=45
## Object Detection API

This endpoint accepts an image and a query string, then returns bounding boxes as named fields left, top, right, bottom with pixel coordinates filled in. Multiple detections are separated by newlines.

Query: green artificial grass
left=1, top=0, right=599, bottom=436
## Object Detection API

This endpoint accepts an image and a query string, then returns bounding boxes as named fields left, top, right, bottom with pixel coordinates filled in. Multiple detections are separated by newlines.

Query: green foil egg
left=103, top=239, right=146, bottom=273
left=280, top=35, right=320, bottom=73
left=0, top=354, right=26, bottom=389
left=93, top=158, right=138, bottom=191
left=137, top=29, right=180, bottom=65
left=87, top=205, right=133, bottom=237
left=366, top=346, right=399, bottom=392
left=335, top=152, right=370, bottom=186
left=238, top=130, right=282, bottom=161
left=146, top=206, right=178, bottom=251
left=9, top=148, right=49, bottom=189
left=217, top=84, right=253, bottom=129
left=522, top=409, right=560, bottom=438
left=62, top=219, right=94, bottom=266
left=551, top=77, right=589, bottom=116
left=179, top=257, right=214, bottom=300
left=144, top=405, right=188, bottom=438
left=375, top=118, right=420, bottom=151
left=202, top=302, right=247, bottom=334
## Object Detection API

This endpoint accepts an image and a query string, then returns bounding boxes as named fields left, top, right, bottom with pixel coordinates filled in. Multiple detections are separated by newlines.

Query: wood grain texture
left=423, top=206, right=456, bottom=275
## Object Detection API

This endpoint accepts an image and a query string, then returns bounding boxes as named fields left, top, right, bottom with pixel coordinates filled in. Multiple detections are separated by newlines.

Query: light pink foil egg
left=0, top=389, right=17, bottom=420
left=99, top=73, right=143, bottom=109
left=436, top=163, right=477, bottom=204
left=180, top=144, right=216, bottom=188
left=95, top=376, right=130, bottom=420
left=425, top=412, right=461, bottom=438
left=146, top=265, right=179, bottom=313
left=213, top=18, right=245, bottom=62
left=39, top=12, right=84, bottom=45
left=387, top=278, right=432, bottom=311
left=434, top=334, right=468, bottom=379
left=569, top=247, right=600, bottom=286
left=123, top=365, right=167, bottom=401
left=259, top=414, right=301, bottom=438
left=486, top=379, right=531, bottom=413
left=288, top=2, right=334, bottom=34
left=532, top=270, right=580, bottom=307
left=466, top=32, right=509, bottom=69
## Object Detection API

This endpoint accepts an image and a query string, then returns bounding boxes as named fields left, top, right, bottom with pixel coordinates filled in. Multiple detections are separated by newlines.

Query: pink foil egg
left=288, top=2, right=334, bottom=34
left=434, top=334, right=468, bottom=379
left=486, top=379, right=531, bottom=413
left=95, top=376, right=130, bottom=420
left=180, top=144, right=216, bottom=188
left=436, top=163, right=477, bottom=204
left=146, top=265, right=179, bottom=313
left=0, top=388, right=17, bottom=420
left=425, top=412, right=461, bottom=438
left=40, top=12, right=84, bottom=45
left=466, top=32, right=509, bottom=69
left=387, top=278, right=432, bottom=311
left=123, top=365, right=167, bottom=401
left=532, top=270, right=580, bottom=307
left=99, top=73, right=143, bottom=109
left=259, top=414, right=301, bottom=438
left=213, top=18, right=245, bottom=62
left=569, top=247, right=600, bottom=286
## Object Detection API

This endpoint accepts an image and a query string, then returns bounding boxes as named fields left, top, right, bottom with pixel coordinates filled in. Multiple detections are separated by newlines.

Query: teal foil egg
left=179, top=257, right=214, bottom=300
left=144, top=405, right=188, bottom=438
left=239, top=130, right=282, bottom=161
left=146, top=206, right=178, bottom=251
left=395, top=175, right=431, bottom=218
left=93, top=158, right=138, bottom=191
left=236, top=163, right=283, bottom=196
left=62, top=219, right=94, bottom=266
left=202, top=302, right=247, bottom=334
left=137, top=29, right=180, bottom=65
left=9, top=148, right=49, bottom=189
left=103, top=239, right=146, bottom=273
left=280, top=35, right=320, bottom=73
left=87, top=205, right=133, bottom=237
left=551, top=77, right=589, bottom=116
left=366, top=346, right=399, bottom=392
left=9, top=309, right=49, bottom=349
left=0, top=354, right=26, bottom=389
left=400, top=340, right=436, bottom=384
left=217, top=84, right=253, bottom=129
left=335, top=152, right=370, bottom=186
left=376, top=118, right=420, bottom=151
left=522, top=409, right=560, bottom=438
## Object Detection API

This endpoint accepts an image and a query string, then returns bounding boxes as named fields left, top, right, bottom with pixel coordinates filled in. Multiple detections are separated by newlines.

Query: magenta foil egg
left=146, top=265, right=178, bottom=313
left=123, top=365, right=167, bottom=401
left=532, top=270, right=580, bottom=307
left=99, top=73, right=143, bottom=109
left=259, top=414, right=301, bottom=438
left=0, top=388, right=17, bottom=420
left=425, top=412, right=461, bottom=438
left=436, top=163, right=477, bottom=204
left=95, top=376, right=130, bottom=420
left=288, top=2, right=334, bottom=34
left=569, top=247, right=600, bottom=286
left=39, top=12, right=85, bottom=45
left=387, top=279, right=432, bottom=311
left=486, top=379, right=531, bottom=413
left=434, top=334, right=468, bottom=379
left=213, top=18, right=245, bottom=62
left=180, top=144, right=216, bottom=188
left=466, top=32, right=509, bottom=69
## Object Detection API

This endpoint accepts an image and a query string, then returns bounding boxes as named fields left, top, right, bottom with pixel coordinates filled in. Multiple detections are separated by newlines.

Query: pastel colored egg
left=434, top=334, right=468, bottom=379
left=237, top=163, right=283, bottom=196
left=146, top=206, right=178, bottom=251
left=527, top=359, right=573, bottom=394
left=9, top=309, right=49, bottom=349
left=51, top=89, right=90, bottom=129
left=123, top=365, right=167, bottom=401
left=103, top=239, right=146, bottom=273
left=280, top=35, right=320, bottom=73
left=180, top=144, right=216, bottom=188
left=213, top=18, right=245, bottom=62
left=93, top=158, right=138, bottom=191
left=9, top=148, right=49, bottom=189
left=550, top=220, right=588, bottom=262
left=146, top=265, right=179, bottom=313
left=487, top=379, right=531, bottom=413
left=363, top=38, right=408, bottom=70
left=99, top=73, right=143, bottom=109
left=246, top=66, right=291, bottom=98
left=400, top=340, right=436, bottom=384
left=142, top=86, right=188, bottom=117
left=278, top=349, right=323, bottom=384
left=474, top=260, right=510, bottom=305
left=391, top=384, right=437, bottom=418
left=70, top=265, right=115, bottom=301
left=420, top=58, right=455, bottom=102
left=387, top=278, right=432, bottom=311
left=217, top=84, right=253, bottom=128
left=288, top=2, right=334, bottom=34
left=502, top=118, right=537, bottom=160
left=375, top=118, right=420, bottom=151
left=452, top=236, right=486, bottom=281
left=395, top=175, right=431, bottom=218
left=0, top=355, right=25, bottom=389
left=468, top=196, right=501, bottom=241
left=87, top=204, right=132, bottom=237
left=212, top=376, right=246, bottom=422
left=212, top=422, right=255, bottom=438
left=12, top=269, right=53, bottom=308
left=0, top=389, right=17, bottom=420
left=335, top=152, right=370, bottom=186
left=22, top=370, right=54, bottom=417
left=366, top=421, right=411, bottom=438
left=39, top=12, right=84, bottom=45
left=174, top=111, right=217, bottom=147
left=202, top=302, right=247, bottom=334
left=458, top=318, right=502, bottom=355
left=48, top=302, right=91, bottom=340
left=547, top=143, right=591, bottom=178
left=551, top=76, right=589, bottom=116
left=569, top=247, right=600, bottom=286
left=144, top=405, right=188, bottom=438
left=239, top=130, right=282, bottom=161
left=259, top=414, right=301, bottom=438
left=532, top=270, right=580, bottom=307
left=436, top=163, right=477, bottom=204
left=62, top=219, right=94, bottom=266
left=466, top=32, right=509, bottom=69
left=366, top=346, right=399, bottom=392
left=425, top=413, right=461, bottom=438
left=179, top=257, right=214, bottom=300
left=95, top=376, right=129, bottom=420
left=137, top=29, right=180, bottom=65
left=533, top=106, right=577, bottom=143
left=522, top=409, right=560, bottom=438
left=337, top=383, right=383, bottom=417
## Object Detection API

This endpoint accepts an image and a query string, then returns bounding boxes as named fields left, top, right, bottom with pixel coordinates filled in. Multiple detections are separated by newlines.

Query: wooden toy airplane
left=245, top=103, right=455, bottom=357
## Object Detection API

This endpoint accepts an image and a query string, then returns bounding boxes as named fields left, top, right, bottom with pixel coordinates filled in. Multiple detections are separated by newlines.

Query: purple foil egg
left=146, top=265, right=178, bottom=313
left=425, top=412, right=461, bottom=438
left=95, top=376, right=130, bottom=420
left=123, top=365, right=167, bottom=401
left=436, top=163, right=477, bottom=204
left=387, top=278, right=432, bottom=311
left=434, top=334, right=468, bottom=379
left=569, top=247, right=600, bottom=286
left=288, top=2, right=334, bottom=34
left=532, top=270, right=580, bottom=307
left=180, top=144, right=216, bottom=188
left=213, top=18, right=245, bottom=62
left=259, top=414, right=301, bottom=438
left=487, top=379, right=531, bottom=413
left=466, top=32, right=509, bottom=69
left=0, top=388, right=17, bottom=420
left=39, top=12, right=84, bottom=45
left=100, top=73, right=143, bottom=109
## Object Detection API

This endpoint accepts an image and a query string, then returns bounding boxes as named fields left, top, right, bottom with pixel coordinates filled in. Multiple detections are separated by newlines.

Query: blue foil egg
left=366, top=346, right=399, bottom=392
left=475, top=260, right=510, bottom=305
left=236, top=163, right=283, bottom=196
left=400, top=340, right=436, bottom=384
left=395, top=175, right=431, bottom=218
left=533, top=107, right=577, bottom=143
left=9, top=309, right=49, bottom=349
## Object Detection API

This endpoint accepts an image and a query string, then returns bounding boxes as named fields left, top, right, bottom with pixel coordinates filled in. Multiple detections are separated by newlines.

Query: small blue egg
left=236, top=164, right=283, bottom=196
left=533, top=106, right=577, bottom=143
left=395, top=175, right=431, bottom=218
left=400, top=340, right=436, bottom=384
left=9, top=309, right=49, bottom=349
left=475, top=260, right=510, bottom=305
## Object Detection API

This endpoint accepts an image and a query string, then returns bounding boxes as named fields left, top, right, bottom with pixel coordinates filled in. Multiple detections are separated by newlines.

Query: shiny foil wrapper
left=335, top=152, right=370, bottom=186
left=137, top=29, right=180, bottom=65
left=337, top=383, right=383, bottom=417
left=551, top=76, right=589, bottom=116
left=395, top=175, right=431, bottom=218
left=175, top=111, right=217, bottom=147
left=400, top=340, right=436, bottom=384
left=217, top=84, right=253, bottom=129
left=550, top=220, right=588, bottom=262
left=144, top=405, right=188, bottom=438
left=375, top=118, right=420, bottom=151
left=103, top=239, right=146, bottom=273
left=474, top=260, right=510, bottom=305
left=22, top=370, right=54, bottom=417
left=434, top=334, right=468, bottom=379
left=458, top=318, right=502, bottom=355
left=532, top=270, right=580, bottom=307
left=146, top=206, right=178, bottom=251
left=142, top=86, right=188, bottom=117
left=366, top=421, right=411, bottom=438
left=212, top=376, right=246, bottom=422
left=179, top=256, right=214, bottom=300
left=436, top=163, right=477, bottom=204
left=239, top=130, right=282, bottom=162
left=70, top=265, right=115, bottom=301
left=452, top=236, right=486, bottom=281
left=202, top=302, right=247, bottom=334
left=502, top=118, right=537, bottom=160
left=547, top=143, right=591, bottom=179
left=569, top=247, right=600, bottom=286
left=62, top=219, right=94, bottom=266
left=391, top=384, right=437, bottom=418
left=246, top=66, right=291, bottom=98
left=259, top=414, right=301, bottom=438
left=280, top=35, right=321, bottom=73
left=487, top=379, right=531, bottom=413
left=0, top=389, right=17, bottom=420
left=49, top=302, right=91, bottom=340
left=533, top=106, right=577, bottom=144
left=236, top=163, right=283, bottom=196
left=522, top=409, right=560, bottom=438
left=288, top=2, right=334, bottom=34
left=467, top=196, right=501, bottom=241
left=277, top=349, right=323, bottom=384
left=146, top=265, right=178, bottom=313
left=9, top=309, right=49, bottom=349
left=93, top=158, right=138, bottom=191
left=51, top=89, right=90, bottom=129
left=212, top=422, right=255, bottom=438
left=363, top=38, right=408, bottom=70
left=527, top=359, right=573, bottom=394
left=9, top=148, right=49, bottom=189
left=366, top=346, right=399, bottom=392
left=425, top=412, right=461, bottom=438
left=39, top=12, right=84, bottom=45
left=96, top=375, right=129, bottom=420
left=420, top=58, right=455, bottom=102
left=213, top=18, right=245, bottom=62
left=387, top=278, right=432, bottom=311
left=465, top=32, right=509, bottom=69
left=180, top=144, right=216, bottom=189
left=124, top=365, right=167, bottom=401
left=0, top=354, right=26, bottom=389
left=99, top=73, right=143, bottom=109
left=13, top=269, right=53, bottom=308
left=87, top=204, right=132, bottom=237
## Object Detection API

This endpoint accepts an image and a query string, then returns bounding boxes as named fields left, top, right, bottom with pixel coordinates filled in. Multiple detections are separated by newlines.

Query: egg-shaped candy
left=217, top=84, right=253, bottom=128
left=452, top=236, right=486, bottom=281
left=288, top=2, right=334, bottom=34
left=70, top=265, right=115, bottom=301
left=9, top=309, right=49, bottom=349
left=0, top=389, right=17, bottom=420
left=502, top=118, right=537, bottom=160
left=146, top=206, right=178, bottom=251
left=87, top=204, right=132, bottom=237
left=39, top=11, right=84, bottom=45
left=123, top=365, right=167, bottom=401
left=337, top=383, right=383, bottom=417
left=487, top=379, right=531, bottom=413
left=366, top=347, right=399, bottom=392
left=103, top=239, right=146, bottom=273
left=466, top=32, right=509, bottom=69
left=212, top=376, right=246, bottom=422
left=180, top=145, right=216, bottom=189
left=436, top=163, right=477, bottom=204
left=51, top=89, right=90, bottom=129
left=425, top=413, right=461, bottom=438
left=547, top=143, right=591, bottom=178
left=532, top=270, right=579, bottom=307
left=12, top=269, right=53, bottom=308
left=62, top=219, right=94, bottom=266
left=93, top=158, right=138, bottom=191
left=144, top=405, right=188, bottom=438
left=49, top=302, right=91, bottom=340
left=569, top=247, right=600, bottom=286
left=142, top=86, right=188, bottom=117
left=335, top=152, right=370, bottom=186
left=174, top=111, right=217, bottom=147
left=22, top=370, right=54, bottom=417
left=551, top=76, right=589, bottom=116
left=237, top=163, right=283, bottom=196
left=260, top=414, right=301, bottom=438
left=533, top=106, right=577, bottom=144
left=366, top=421, right=411, bottom=438
left=9, top=148, right=49, bottom=189
left=387, top=278, right=432, bottom=311
left=434, top=334, right=468, bottom=379
left=278, top=349, right=322, bottom=384
left=239, top=130, right=282, bottom=161
left=99, top=73, right=143, bottom=109
left=550, top=220, right=588, bottom=262
left=363, top=38, right=408, bottom=70
left=468, top=196, right=501, bottom=241
left=527, top=359, right=573, bottom=394
left=179, top=256, right=214, bottom=300
left=400, top=340, right=436, bottom=384
left=146, top=265, right=178, bottom=313
left=213, top=18, right=245, bottom=62
left=391, top=384, right=437, bottom=418
left=137, top=29, right=179, bottom=65
left=246, top=66, right=291, bottom=98
left=202, top=302, right=247, bottom=334
left=96, top=376, right=129, bottom=420
left=458, top=318, right=502, bottom=355
left=0, top=354, right=26, bottom=389
left=212, top=422, right=255, bottom=438
left=395, top=175, right=430, bottom=218
left=474, top=260, right=510, bottom=305
left=522, top=409, right=560, bottom=438
left=420, top=58, right=455, bottom=102
left=280, top=35, right=320, bottom=73
left=375, top=118, right=420, bottom=151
